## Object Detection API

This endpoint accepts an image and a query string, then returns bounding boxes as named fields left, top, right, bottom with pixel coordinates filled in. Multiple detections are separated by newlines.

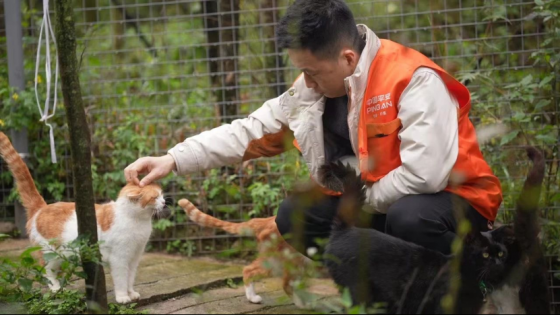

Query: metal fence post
left=4, top=0, right=29, bottom=238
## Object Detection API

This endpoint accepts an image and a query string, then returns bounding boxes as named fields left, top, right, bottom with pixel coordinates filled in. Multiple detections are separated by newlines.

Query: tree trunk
left=261, top=0, right=286, bottom=97
left=54, top=0, right=108, bottom=311
left=204, top=0, right=240, bottom=124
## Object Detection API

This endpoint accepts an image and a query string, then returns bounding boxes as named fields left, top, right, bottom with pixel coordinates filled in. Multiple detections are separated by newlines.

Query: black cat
left=322, top=147, right=549, bottom=314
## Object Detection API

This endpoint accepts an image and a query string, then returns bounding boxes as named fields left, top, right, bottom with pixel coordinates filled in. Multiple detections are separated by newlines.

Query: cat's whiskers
left=477, top=269, right=489, bottom=282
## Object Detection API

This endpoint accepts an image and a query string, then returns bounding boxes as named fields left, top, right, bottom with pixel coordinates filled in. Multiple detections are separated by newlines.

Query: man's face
left=288, top=48, right=357, bottom=98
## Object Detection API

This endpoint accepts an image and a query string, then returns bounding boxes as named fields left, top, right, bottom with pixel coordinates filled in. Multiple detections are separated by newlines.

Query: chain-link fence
left=0, top=0, right=559, bottom=310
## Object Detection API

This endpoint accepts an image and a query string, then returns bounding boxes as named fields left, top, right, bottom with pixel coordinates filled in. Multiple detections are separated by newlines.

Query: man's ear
left=342, top=48, right=358, bottom=68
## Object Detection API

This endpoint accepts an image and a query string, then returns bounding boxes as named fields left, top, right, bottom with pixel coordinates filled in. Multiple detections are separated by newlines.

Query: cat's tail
left=514, top=146, right=546, bottom=250
left=178, top=199, right=253, bottom=236
left=0, top=132, right=46, bottom=219
left=318, top=161, right=366, bottom=230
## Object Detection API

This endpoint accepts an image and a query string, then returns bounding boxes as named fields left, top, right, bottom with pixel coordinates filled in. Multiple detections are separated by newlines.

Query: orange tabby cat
left=178, top=199, right=311, bottom=306
left=0, top=131, right=169, bottom=304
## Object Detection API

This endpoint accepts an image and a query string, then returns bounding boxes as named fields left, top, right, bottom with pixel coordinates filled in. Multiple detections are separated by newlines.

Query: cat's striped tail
left=0, top=132, right=47, bottom=219
left=514, top=146, right=546, bottom=251
left=178, top=199, right=252, bottom=236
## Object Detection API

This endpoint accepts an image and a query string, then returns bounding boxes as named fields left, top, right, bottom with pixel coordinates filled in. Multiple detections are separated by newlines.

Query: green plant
left=26, top=290, right=87, bottom=315
left=25, top=290, right=149, bottom=315
left=319, top=287, right=387, bottom=314
left=456, top=0, right=560, bottom=255
left=0, top=234, right=10, bottom=242
left=0, top=237, right=150, bottom=314
left=0, top=0, right=557, bottom=261
left=0, top=85, right=69, bottom=202
left=152, top=218, right=175, bottom=232
left=226, top=278, right=241, bottom=289
left=247, top=182, right=281, bottom=217
left=41, top=237, right=104, bottom=289
left=166, top=240, right=197, bottom=257
left=108, top=303, right=149, bottom=315
left=201, top=170, right=241, bottom=204
left=0, top=247, right=49, bottom=303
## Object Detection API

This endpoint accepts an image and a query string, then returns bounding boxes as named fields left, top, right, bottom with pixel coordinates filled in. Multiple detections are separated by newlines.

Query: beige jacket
left=168, top=25, right=460, bottom=213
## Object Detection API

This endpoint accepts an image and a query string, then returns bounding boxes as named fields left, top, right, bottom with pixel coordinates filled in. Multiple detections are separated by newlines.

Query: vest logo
left=366, top=93, right=391, bottom=106
left=366, top=93, right=393, bottom=117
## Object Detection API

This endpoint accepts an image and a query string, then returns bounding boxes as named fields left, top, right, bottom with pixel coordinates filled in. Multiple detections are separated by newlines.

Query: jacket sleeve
left=168, top=96, right=290, bottom=175
left=365, top=67, right=459, bottom=213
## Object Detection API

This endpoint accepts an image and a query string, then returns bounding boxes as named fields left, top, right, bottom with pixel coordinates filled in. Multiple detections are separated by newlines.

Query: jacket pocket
left=365, top=118, right=403, bottom=181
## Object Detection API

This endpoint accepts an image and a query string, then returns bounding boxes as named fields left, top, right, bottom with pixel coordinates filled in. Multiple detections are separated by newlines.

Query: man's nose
left=303, top=73, right=317, bottom=89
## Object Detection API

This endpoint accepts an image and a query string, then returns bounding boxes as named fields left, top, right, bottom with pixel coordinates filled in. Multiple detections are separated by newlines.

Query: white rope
left=34, top=0, right=59, bottom=164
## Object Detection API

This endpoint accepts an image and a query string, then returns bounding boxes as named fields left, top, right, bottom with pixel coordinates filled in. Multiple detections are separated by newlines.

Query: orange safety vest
left=294, top=40, right=502, bottom=220
left=356, top=39, right=502, bottom=220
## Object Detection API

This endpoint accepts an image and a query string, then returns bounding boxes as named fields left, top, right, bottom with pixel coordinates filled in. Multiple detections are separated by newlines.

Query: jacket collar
left=346, top=25, right=382, bottom=155
left=345, top=25, right=382, bottom=104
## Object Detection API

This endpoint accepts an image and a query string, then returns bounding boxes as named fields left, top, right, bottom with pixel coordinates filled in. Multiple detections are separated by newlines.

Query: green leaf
left=60, top=261, right=70, bottom=271
left=225, top=185, right=240, bottom=198
left=512, top=112, right=526, bottom=122
left=348, top=305, right=365, bottom=314
left=519, top=75, right=534, bottom=86
left=18, top=278, right=33, bottom=292
left=539, top=75, right=554, bottom=88
left=21, top=257, right=35, bottom=267
left=342, top=287, right=353, bottom=308
left=43, top=252, right=58, bottom=262
left=500, top=130, right=520, bottom=146
left=21, top=246, right=42, bottom=258
left=535, top=99, right=551, bottom=110
left=504, top=82, right=518, bottom=89
left=535, top=0, right=544, bottom=5
left=536, top=134, right=557, bottom=144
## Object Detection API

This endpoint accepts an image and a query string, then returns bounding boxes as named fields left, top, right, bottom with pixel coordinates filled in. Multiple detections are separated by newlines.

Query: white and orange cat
left=178, top=198, right=312, bottom=307
left=0, top=132, right=169, bottom=304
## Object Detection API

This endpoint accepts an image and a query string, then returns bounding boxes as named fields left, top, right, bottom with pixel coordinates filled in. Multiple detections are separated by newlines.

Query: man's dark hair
left=276, top=0, right=364, bottom=59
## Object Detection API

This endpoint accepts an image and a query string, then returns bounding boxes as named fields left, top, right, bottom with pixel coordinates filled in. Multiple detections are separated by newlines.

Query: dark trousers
left=275, top=191, right=490, bottom=256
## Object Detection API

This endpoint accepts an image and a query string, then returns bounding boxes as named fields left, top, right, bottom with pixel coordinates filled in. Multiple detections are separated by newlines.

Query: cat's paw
left=116, top=294, right=132, bottom=304
left=128, top=291, right=141, bottom=301
left=248, top=295, right=263, bottom=304
left=245, top=284, right=263, bottom=304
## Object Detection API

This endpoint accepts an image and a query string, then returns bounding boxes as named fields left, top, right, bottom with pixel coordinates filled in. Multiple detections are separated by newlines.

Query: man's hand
left=124, top=155, right=176, bottom=187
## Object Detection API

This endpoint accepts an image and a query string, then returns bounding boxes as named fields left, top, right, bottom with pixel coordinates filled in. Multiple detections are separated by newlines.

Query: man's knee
left=386, top=197, right=423, bottom=236
left=385, top=193, right=456, bottom=254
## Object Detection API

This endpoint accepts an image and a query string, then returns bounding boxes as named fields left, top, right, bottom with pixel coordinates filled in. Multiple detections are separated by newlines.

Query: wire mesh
left=0, top=0, right=558, bottom=311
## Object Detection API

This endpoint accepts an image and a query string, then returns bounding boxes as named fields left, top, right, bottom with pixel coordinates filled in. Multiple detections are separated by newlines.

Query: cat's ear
left=464, top=231, right=483, bottom=245
left=127, top=192, right=143, bottom=203
left=494, top=226, right=516, bottom=245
